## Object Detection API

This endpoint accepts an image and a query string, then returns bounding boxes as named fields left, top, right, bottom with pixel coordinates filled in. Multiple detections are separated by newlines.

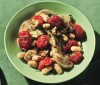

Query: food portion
left=17, top=9, right=85, bottom=75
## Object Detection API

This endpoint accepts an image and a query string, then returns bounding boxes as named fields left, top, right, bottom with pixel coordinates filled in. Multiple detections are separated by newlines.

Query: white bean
left=78, top=41, right=81, bottom=46
left=32, top=55, right=41, bottom=62
left=62, top=34, right=69, bottom=42
left=69, top=33, right=75, bottom=39
left=50, top=51, right=53, bottom=57
left=17, top=52, right=26, bottom=58
left=24, top=50, right=37, bottom=61
left=28, top=60, right=38, bottom=68
left=71, top=46, right=81, bottom=52
left=41, top=66, right=52, bottom=75
left=54, top=63, right=62, bottom=74
left=43, top=23, right=50, bottom=29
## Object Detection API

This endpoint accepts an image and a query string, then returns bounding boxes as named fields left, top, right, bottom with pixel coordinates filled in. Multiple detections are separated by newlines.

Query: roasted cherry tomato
left=65, top=40, right=79, bottom=51
left=32, top=15, right=44, bottom=25
left=36, top=35, right=49, bottom=49
left=38, top=57, right=52, bottom=70
left=48, top=15, right=63, bottom=27
left=73, top=24, right=84, bottom=40
left=18, top=31, right=32, bottom=51
left=70, top=52, right=82, bottom=63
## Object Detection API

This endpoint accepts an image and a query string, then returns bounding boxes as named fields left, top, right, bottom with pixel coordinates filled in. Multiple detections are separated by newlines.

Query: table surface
left=0, top=0, right=100, bottom=85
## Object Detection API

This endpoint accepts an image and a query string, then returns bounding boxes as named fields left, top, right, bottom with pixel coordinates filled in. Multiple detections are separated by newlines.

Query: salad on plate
left=17, top=9, right=85, bottom=75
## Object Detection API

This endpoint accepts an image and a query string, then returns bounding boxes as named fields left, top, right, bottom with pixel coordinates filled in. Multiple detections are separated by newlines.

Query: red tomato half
left=38, top=57, right=52, bottom=70
left=48, top=15, right=63, bottom=27
left=36, top=35, right=49, bottom=49
left=73, top=24, right=84, bottom=40
left=18, top=31, right=32, bottom=50
left=32, top=15, right=44, bottom=25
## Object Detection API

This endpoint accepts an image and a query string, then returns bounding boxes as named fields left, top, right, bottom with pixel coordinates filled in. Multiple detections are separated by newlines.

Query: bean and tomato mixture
left=17, top=9, right=85, bottom=75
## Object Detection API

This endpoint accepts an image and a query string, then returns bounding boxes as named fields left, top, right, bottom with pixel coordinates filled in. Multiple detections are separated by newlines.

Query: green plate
left=4, top=1, right=95, bottom=83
